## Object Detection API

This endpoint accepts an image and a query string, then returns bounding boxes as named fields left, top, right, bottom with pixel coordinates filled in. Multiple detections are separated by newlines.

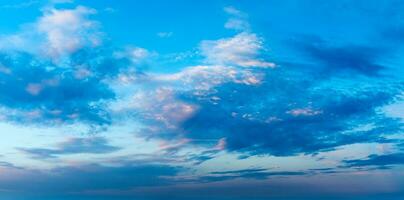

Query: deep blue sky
left=0, top=0, right=403, bottom=199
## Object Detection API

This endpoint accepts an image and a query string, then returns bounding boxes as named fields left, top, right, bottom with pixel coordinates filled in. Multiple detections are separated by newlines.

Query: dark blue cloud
left=199, top=168, right=306, bottom=182
left=343, top=153, right=404, bottom=167
left=293, top=38, right=387, bottom=76
left=175, top=67, right=402, bottom=156
left=187, top=154, right=215, bottom=165
left=185, top=149, right=222, bottom=165
left=210, top=168, right=269, bottom=175
left=0, top=161, right=21, bottom=169
left=0, top=48, right=132, bottom=126
left=18, top=137, right=120, bottom=159
left=307, top=168, right=339, bottom=175
left=0, top=162, right=180, bottom=195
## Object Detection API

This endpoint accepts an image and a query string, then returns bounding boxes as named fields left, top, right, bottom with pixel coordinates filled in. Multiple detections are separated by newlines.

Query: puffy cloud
left=200, top=32, right=275, bottom=68
left=37, top=6, right=100, bottom=58
left=0, top=6, right=100, bottom=60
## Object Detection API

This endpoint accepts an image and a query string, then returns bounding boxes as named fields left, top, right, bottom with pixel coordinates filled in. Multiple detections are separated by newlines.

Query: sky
left=0, top=0, right=403, bottom=199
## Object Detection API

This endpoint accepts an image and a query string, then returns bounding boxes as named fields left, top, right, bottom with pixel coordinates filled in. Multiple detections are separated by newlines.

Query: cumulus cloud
left=0, top=6, right=100, bottom=60
left=37, top=6, right=100, bottom=58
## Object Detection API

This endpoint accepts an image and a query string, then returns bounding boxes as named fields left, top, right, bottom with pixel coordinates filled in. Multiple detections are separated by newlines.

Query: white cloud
left=152, top=65, right=264, bottom=91
left=225, top=18, right=250, bottom=31
left=287, top=108, right=322, bottom=117
left=157, top=32, right=173, bottom=38
left=223, top=6, right=249, bottom=31
left=104, top=7, right=117, bottom=13
left=0, top=0, right=39, bottom=9
left=224, top=6, right=246, bottom=17
left=126, top=88, right=197, bottom=130
left=0, top=6, right=100, bottom=60
left=25, top=83, right=43, bottom=96
left=113, top=46, right=155, bottom=64
left=133, top=47, right=152, bottom=61
left=38, top=6, right=100, bottom=58
left=200, top=32, right=275, bottom=68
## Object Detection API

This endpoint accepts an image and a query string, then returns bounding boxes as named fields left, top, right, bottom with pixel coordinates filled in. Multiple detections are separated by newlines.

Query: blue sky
left=0, top=0, right=403, bottom=199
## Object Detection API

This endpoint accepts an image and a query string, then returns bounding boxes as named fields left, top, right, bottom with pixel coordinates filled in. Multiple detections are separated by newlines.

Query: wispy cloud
left=224, top=6, right=250, bottom=31
left=18, top=137, right=120, bottom=159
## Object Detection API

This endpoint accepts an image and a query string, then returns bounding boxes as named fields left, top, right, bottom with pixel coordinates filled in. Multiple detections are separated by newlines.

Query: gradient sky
left=0, top=0, right=403, bottom=199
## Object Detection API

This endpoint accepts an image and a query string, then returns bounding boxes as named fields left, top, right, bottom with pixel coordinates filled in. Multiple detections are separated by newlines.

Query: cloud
left=0, top=6, right=137, bottom=127
left=114, top=46, right=154, bottom=64
left=152, top=65, right=264, bottom=89
left=0, top=6, right=100, bottom=60
left=172, top=66, right=403, bottom=156
left=293, top=37, right=387, bottom=76
left=114, top=6, right=402, bottom=159
left=343, top=153, right=404, bottom=168
left=199, top=168, right=306, bottom=182
left=200, top=32, right=275, bottom=68
left=224, top=6, right=250, bottom=31
left=0, top=161, right=21, bottom=169
left=0, top=0, right=39, bottom=9
left=0, top=162, right=180, bottom=195
left=37, top=6, right=100, bottom=58
left=116, top=65, right=266, bottom=141
left=18, top=137, right=120, bottom=159
left=0, top=51, right=119, bottom=125
left=157, top=32, right=173, bottom=38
